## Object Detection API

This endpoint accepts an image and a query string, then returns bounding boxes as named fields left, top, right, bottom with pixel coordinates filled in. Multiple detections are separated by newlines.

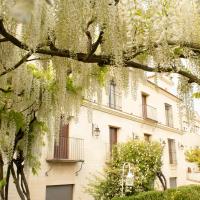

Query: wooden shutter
left=109, top=81, right=116, bottom=108
left=54, top=119, right=69, bottom=159
left=165, top=104, right=173, bottom=127
left=109, top=127, right=118, bottom=154
left=168, top=139, right=177, bottom=164
left=142, top=94, right=147, bottom=118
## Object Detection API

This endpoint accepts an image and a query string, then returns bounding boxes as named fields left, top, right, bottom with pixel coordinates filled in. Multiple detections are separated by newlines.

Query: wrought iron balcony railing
left=142, top=104, right=157, bottom=122
left=47, top=136, right=84, bottom=162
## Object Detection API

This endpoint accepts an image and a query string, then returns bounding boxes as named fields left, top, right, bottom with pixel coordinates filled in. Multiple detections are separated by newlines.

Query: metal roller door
left=46, top=185, right=73, bottom=200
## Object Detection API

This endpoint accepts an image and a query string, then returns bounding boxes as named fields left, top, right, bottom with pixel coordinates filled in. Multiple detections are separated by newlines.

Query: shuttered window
left=109, top=127, right=118, bottom=154
left=109, top=81, right=122, bottom=110
left=168, top=139, right=177, bottom=164
left=165, top=103, right=173, bottom=127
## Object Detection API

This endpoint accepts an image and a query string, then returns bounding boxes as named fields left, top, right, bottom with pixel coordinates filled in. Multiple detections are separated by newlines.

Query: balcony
left=142, top=104, right=157, bottom=122
left=47, top=136, right=84, bottom=163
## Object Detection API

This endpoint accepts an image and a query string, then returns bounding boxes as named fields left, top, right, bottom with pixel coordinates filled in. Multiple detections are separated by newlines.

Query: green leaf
left=173, top=46, right=184, bottom=56
left=193, top=92, right=200, bottom=98
left=0, top=179, right=6, bottom=189
left=66, top=77, right=82, bottom=94
left=8, top=111, right=25, bottom=132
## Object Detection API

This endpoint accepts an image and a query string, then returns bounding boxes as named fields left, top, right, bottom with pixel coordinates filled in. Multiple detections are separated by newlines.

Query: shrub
left=185, top=148, right=200, bottom=169
left=87, top=140, right=163, bottom=200
left=112, top=185, right=200, bottom=200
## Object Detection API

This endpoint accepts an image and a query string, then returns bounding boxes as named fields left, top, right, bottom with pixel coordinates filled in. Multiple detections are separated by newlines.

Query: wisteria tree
left=0, top=0, right=200, bottom=199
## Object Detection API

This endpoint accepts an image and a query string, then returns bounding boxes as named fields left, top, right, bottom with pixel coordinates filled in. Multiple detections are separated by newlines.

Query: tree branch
left=0, top=87, right=12, bottom=93
left=0, top=153, right=4, bottom=200
left=85, top=30, right=104, bottom=60
left=26, top=57, right=51, bottom=62
left=0, top=52, right=32, bottom=76
left=0, top=38, right=8, bottom=43
left=10, top=164, right=25, bottom=200
left=0, top=18, right=29, bottom=51
left=1, top=18, right=200, bottom=85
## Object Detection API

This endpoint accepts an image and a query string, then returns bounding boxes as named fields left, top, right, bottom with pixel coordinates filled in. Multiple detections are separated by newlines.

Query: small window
left=144, top=133, right=151, bottom=142
left=142, top=93, right=148, bottom=118
left=109, top=81, right=122, bottom=110
left=168, top=139, right=177, bottom=164
left=183, top=121, right=188, bottom=131
left=169, top=177, right=177, bottom=188
left=109, top=127, right=118, bottom=154
left=194, top=125, right=200, bottom=134
left=165, top=103, right=173, bottom=127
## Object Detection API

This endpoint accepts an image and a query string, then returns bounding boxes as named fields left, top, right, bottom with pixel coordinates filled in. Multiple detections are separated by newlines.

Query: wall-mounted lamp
left=178, top=142, right=184, bottom=150
left=160, top=139, right=166, bottom=147
left=92, top=123, right=100, bottom=137
left=132, top=132, right=139, bottom=140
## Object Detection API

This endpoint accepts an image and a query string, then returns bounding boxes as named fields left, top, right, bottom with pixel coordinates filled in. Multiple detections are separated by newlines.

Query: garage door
left=46, top=185, right=73, bottom=200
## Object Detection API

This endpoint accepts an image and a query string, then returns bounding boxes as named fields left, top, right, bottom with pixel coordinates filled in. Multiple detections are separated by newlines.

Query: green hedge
left=112, top=185, right=200, bottom=200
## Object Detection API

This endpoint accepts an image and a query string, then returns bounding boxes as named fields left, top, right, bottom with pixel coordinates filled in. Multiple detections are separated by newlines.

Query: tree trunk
left=156, top=171, right=167, bottom=190
left=0, top=153, right=4, bottom=200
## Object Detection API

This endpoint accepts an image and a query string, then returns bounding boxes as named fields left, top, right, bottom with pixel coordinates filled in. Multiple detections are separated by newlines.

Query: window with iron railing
left=168, top=139, right=177, bottom=165
left=47, top=117, right=84, bottom=162
left=53, top=136, right=84, bottom=161
left=141, top=93, right=157, bottom=121
left=165, top=103, right=173, bottom=127
left=109, top=81, right=122, bottom=110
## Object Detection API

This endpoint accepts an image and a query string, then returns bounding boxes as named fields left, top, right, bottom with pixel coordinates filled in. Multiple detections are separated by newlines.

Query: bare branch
left=0, top=87, right=12, bottom=93
left=114, top=0, right=120, bottom=6
left=0, top=38, right=8, bottom=43
left=0, top=18, right=29, bottom=51
left=85, top=30, right=104, bottom=60
left=84, top=17, right=102, bottom=57
left=85, top=30, right=93, bottom=54
left=20, top=101, right=36, bottom=113
left=26, top=57, right=51, bottom=62
left=0, top=52, right=32, bottom=76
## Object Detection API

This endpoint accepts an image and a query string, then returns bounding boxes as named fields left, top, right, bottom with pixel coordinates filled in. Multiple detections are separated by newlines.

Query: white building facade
left=9, top=75, right=200, bottom=200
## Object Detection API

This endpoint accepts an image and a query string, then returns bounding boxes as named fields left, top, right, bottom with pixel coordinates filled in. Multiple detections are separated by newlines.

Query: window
left=144, top=133, right=151, bottom=142
left=183, top=121, right=189, bottom=131
left=168, top=139, right=177, bottom=164
left=142, top=93, right=148, bottom=118
left=54, top=115, right=69, bottom=159
left=109, top=127, right=118, bottom=154
left=109, top=81, right=121, bottom=110
left=46, top=185, right=73, bottom=200
left=165, top=103, right=173, bottom=127
left=194, top=125, right=200, bottom=134
left=169, top=177, right=177, bottom=188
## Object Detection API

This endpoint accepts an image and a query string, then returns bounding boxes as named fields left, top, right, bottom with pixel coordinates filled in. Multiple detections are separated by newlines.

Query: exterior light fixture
left=132, top=133, right=139, bottom=140
left=178, top=142, right=184, bottom=150
left=92, top=123, right=100, bottom=137
left=160, top=139, right=166, bottom=147
left=121, top=162, right=134, bottom=196
left=125, top=171, right=134, bottom=187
